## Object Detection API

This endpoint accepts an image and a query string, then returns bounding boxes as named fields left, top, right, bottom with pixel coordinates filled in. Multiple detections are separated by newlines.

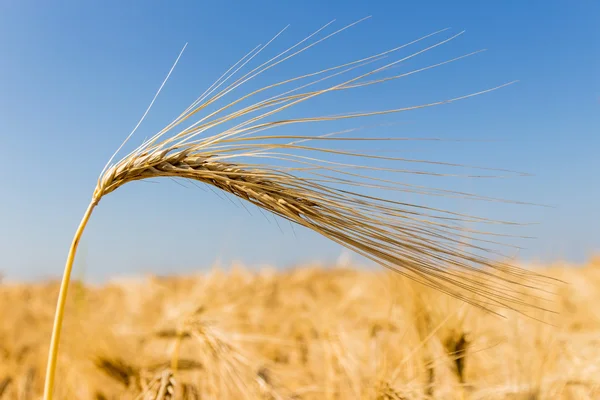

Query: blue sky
left=0, top=1, right=598, bottom=281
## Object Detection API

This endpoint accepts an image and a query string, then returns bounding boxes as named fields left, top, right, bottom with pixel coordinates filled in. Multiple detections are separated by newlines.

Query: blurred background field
left=1, top=257, right=599, bottom=399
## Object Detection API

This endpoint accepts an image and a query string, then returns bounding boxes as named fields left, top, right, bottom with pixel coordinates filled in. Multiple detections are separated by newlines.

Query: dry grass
left=2, top=257, right=600, bottom=399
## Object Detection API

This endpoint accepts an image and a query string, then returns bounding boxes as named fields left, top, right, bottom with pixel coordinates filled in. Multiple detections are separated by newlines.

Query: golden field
left=1, top=258, right=599, bottom=400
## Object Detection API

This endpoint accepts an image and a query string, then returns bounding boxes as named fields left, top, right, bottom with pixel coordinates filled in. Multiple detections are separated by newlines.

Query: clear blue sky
left=0, top=1, right=598, bottom=281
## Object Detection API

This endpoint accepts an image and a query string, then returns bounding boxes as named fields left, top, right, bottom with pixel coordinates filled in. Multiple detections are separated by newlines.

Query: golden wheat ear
left=43, top=19, right=557, bottom=399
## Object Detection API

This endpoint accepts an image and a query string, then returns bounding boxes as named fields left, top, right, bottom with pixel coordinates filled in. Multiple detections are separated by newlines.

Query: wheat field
left=1, top=257, right=599, bottom=399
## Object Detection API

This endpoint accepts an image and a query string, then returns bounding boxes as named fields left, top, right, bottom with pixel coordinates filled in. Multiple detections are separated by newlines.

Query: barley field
left=1, top=257, right=599, bottom=399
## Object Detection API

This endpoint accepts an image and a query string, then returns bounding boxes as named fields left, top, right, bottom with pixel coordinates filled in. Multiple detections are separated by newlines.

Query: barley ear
left=42, top=21, right=555, bottom=400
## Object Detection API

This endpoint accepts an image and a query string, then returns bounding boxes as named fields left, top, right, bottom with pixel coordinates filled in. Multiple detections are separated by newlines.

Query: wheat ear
left=43, top=19, right=554, bottom=399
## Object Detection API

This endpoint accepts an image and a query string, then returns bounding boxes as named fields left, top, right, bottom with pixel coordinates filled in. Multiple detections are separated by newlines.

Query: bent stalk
left=43, top=201, right=97, bottom=400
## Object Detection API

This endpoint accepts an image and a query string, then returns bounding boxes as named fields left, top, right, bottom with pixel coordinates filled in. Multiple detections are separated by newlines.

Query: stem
left=43, top=201, right=97, bottom=400
left=171, top=333, right=183, bottom=372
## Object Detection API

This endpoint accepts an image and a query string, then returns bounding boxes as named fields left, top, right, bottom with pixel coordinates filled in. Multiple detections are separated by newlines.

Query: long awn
left=43, top=18, right=555, bottom=399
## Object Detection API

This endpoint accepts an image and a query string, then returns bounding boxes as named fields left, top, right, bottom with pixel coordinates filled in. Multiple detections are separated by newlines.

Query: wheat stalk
left=43, top=18, right=553, bottom=399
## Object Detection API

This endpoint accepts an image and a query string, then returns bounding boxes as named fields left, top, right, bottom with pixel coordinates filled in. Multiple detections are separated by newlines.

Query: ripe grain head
left=92, top=19, right=555, bottom=316
left=44, top=17, right=560, bottom=399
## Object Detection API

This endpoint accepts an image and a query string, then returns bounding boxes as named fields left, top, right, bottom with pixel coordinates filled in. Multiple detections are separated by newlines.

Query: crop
left=41, top=18, right=554, bottom=399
